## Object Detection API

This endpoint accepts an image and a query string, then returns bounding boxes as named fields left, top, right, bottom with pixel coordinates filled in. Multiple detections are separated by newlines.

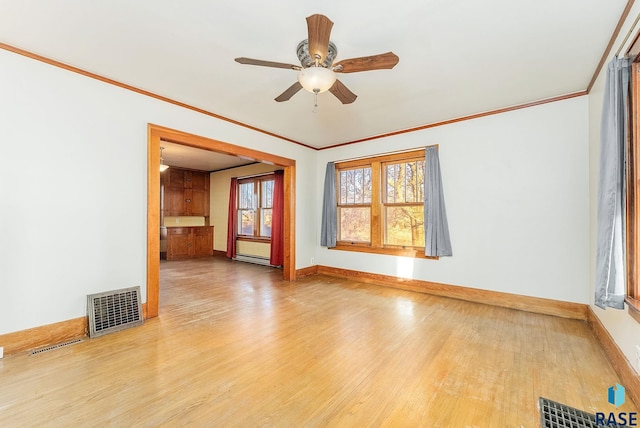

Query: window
left=335, top=150, right=433, bottom=258
left=260, top=179, right=274, bottom=237
left=237, top=175, right=274, bottom=240
left=626, top=61, right=640, bottom=322
left=338, top=167, right=372, bottom=242
left=383, top=159, right=425, bottom=247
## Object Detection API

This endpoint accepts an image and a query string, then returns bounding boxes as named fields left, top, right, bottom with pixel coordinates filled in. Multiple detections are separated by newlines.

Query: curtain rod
left=617, top=11, right=640, bottom=57
left=330, top=144, right=437, bottom=164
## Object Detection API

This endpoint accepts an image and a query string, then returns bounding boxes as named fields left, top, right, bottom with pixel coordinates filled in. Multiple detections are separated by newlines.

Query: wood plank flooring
left=0, top=257, right=636, bottom=426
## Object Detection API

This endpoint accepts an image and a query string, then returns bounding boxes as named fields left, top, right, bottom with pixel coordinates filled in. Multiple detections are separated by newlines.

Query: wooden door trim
left=147, top=124, right=297, bottom=318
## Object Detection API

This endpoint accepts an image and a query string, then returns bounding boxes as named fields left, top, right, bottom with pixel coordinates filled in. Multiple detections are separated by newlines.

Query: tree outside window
left=338, top=167, right=372, bottom=242
left=335, top=150, right=430, bottom=258
left=383, top=159, right=425, bottom=247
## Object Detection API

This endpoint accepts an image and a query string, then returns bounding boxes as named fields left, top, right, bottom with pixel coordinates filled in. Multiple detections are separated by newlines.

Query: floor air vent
left=87, top=286, right=143, bottom=338
left=30, top=338, right=83, bottom=355
left=539, top=397, right=597, bottom=428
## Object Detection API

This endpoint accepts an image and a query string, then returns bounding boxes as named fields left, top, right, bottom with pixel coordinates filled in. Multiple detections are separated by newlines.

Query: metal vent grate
left=539, top=397, right=597, bottom=428
left=30, top=338, right=83, bottom=355
left=87, top=286, right=143, bottom=338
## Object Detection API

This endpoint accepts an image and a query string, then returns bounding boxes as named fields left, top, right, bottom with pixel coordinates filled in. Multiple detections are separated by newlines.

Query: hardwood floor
left=0, top=257, right=636, bottom=426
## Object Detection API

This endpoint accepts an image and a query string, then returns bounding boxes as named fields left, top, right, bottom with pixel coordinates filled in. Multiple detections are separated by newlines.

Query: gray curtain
left=595, top=57, right=631, bottom=310
left=424, top=146, right=452, bottom=257
left=321, top=162, right=337, bottom=247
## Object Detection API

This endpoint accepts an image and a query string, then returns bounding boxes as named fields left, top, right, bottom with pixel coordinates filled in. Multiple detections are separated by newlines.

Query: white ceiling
left=160, top=141, right=257, bottom=172
left=0, top=0, right=629, bottom=149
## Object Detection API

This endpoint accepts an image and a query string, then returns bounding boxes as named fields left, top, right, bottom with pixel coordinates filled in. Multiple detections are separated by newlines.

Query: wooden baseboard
left=296, top=265, right=318, bottom=278
left=1, top=303, right=149, bottom=357
left=212, top=250, right=227, bottom=258
left=0, top=317, right=88, bottom=356
left=587, top=306, right=640, bottom=407
left=316, top=265, right=588, bottom=320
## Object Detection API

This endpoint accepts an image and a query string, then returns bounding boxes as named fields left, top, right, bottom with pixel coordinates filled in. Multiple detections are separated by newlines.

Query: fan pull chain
left=313, top=89, right=319, bottom=113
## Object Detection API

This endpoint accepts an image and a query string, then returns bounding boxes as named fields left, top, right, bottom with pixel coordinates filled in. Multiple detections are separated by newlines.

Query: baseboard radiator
left=87, top=286, right=144, bottom=338
left=234, top=254, right=276, bottom=267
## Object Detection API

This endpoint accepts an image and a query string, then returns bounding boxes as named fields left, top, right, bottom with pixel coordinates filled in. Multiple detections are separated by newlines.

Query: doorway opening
left=146, top=124, right=296, bottom=318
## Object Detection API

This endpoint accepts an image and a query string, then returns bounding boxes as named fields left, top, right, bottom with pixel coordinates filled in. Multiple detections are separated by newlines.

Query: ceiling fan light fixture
left=297, top=66, right=336, bottom=94
left=236, top=15, right=398, bottom=105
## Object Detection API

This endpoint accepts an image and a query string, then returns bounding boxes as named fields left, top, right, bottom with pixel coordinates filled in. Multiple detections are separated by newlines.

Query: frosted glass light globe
left=297, top=66, right=337, bottom=93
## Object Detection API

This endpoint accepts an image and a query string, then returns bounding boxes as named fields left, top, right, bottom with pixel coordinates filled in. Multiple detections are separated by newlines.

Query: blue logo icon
left=608, top=383, right=626, bottom=407
left=596, top=384, right=636, bottom=425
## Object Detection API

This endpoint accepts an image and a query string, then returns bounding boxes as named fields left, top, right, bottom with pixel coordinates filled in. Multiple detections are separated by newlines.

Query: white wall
left=588, top=3, right=640, bottom=374
left=317, top=96, right=590, bottom=304
left=0, top=49, right=317, bottom=335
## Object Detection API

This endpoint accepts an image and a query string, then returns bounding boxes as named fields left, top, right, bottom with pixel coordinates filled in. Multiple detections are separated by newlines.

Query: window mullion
left=371, top=161, right=382, bottom=248
left=254, top=181, right=259, bottom=237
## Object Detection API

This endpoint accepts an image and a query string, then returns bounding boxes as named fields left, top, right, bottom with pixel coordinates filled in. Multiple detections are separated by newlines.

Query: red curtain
left=226, top=177, right=238, bottom=259
left=270, top=170, right=284, bottom=266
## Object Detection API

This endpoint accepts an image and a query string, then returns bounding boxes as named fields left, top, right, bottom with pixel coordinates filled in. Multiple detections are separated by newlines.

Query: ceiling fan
left=235, top=14, right=399, bottom=105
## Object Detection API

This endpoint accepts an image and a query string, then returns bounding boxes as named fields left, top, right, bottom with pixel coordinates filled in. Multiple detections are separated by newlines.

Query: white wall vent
left=234, top=254, right=276, bottom=267
left=87, top=286, right=143, bottom=338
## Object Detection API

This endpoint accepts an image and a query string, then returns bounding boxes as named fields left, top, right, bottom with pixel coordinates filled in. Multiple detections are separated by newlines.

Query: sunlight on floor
left=395, top=298, right=415, bottom=321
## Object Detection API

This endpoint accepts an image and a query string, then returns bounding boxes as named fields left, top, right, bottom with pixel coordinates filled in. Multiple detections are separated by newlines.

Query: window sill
left=237, top=236, right=271, bottom=244
left=625, top=296, right=640, bottom=324
left=331, top=244, right=438, bottom=260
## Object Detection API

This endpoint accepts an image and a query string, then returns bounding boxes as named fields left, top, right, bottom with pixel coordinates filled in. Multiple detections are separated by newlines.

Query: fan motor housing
left=296, top=39, right=338, bottom=68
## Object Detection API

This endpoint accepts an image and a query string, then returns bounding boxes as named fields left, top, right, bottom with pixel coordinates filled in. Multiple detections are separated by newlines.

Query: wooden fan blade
left=329, top=80, right=357, bottom=104
left=306, top=14, right=333, bottom=63
left=235, top=57, right=301, bottom=70
left=333, top=52, right=399, bottom=73
left=275, top=82, right=303, bottom=102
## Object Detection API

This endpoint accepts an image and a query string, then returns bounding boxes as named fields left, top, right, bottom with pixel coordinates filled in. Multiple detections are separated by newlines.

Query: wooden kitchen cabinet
left=166, top=227, right=191, bottom=259
left=188, top=171, right=208, bottom=190
left=192, top=226, right=213, bottom=256
left=164, top=186, right=187, bottom=216
left=188, top=188, right=208, bottom=216
left=166, top=226, right=214, bottom=260
left=165, top=168, right=186, bottom=188
left=164, top=168, right=210, bottom=217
